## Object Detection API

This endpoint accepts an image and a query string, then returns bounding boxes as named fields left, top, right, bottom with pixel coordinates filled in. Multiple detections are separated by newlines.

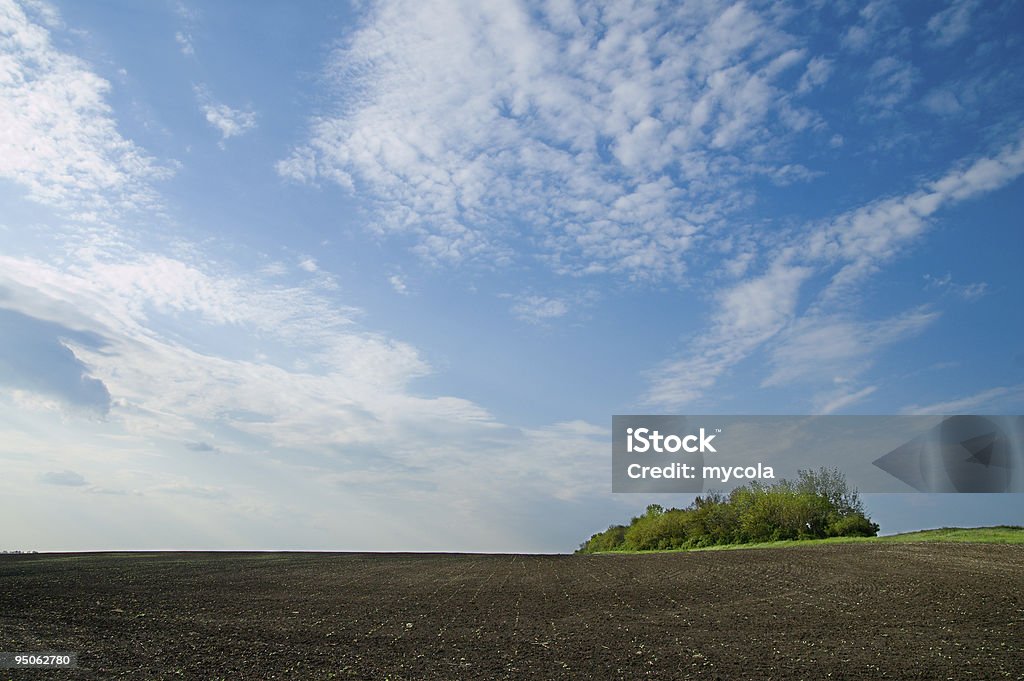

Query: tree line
left=578, top=467, right=879, bottom=553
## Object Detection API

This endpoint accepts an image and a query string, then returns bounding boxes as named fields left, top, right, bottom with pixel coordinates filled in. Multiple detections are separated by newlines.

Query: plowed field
left=2, top=543, right=1022, bottom=679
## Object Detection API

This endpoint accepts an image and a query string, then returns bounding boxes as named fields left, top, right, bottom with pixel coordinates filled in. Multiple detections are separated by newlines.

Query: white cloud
left=174, top=30, right=194, bottom=56
left=275, top=146, right=318, bottom=184
left=719, top=263, right=811, bottom=337
left=797, top=56, right=833, bottom=94
left=926, top=0, right=979, bottom=47
left=261, top=261, right=288, bottom=277
left=281, top=0, right=819, bottom=274
left=0, top=0, right=170, bottom=217
left=959, top=282, right=988, bottom=300
left=202, top=102, right=256, bottom=141
left=922, top=88, right=963, bottom=116
left=841, top=24, right=872, bottom=52
left=388, top=274, right=409, bottom=295
left=195, top=86, right=257, bottom=145
left=862, top=56, right=918, bottom=112
left=840, top=1, right=898, bottom=52
left=174, top=1, right=198, bottom=22
left=297, top=257, right=318, bottom=273
left=173, top=2, right=198, bottom=57
left=923, top=273, right=988, bottom=300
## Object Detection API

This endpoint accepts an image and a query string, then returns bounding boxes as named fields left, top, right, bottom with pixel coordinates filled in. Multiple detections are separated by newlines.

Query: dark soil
left=1, top=543, right=1022, bottom=679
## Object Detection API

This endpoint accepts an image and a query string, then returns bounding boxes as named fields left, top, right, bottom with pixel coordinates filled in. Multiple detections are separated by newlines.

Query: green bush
left=826, top=513, right=879, bottom=537
left=576, top=468, right=878, bottom=553
left=577, top=524, right=627, bottom=553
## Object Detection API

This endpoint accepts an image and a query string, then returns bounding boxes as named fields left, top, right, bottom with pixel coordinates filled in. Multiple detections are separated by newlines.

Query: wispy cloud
left=646, top=262, right=811, bottom=407
left=764, top=308, right=941, bottom=389
left=862, top=56, right=918, bottom=112
left=510, top=295, right=569, bottom=324
left=923, top=273, right=988, bottom=300
left=195, top=86, right=257, bottom=145
left=173, top=1, right=199, bottom=56
left=261, top=262, right=288, bottom=277
left=921, top=87, right=963, bottom=116
left=815, top=385, right=878, bottom=415
left=175, top=30, right=195, bottom=56
left=202, top=102, right=257, bottom=142
left=926, top=0, right=980, bottom=47
left=840, top=0, right=905, bottom=53
left=796, top=56, right=833, bottom=94
left=902, top=384, right=1024, bottom=415
left=156, top=482, right=228, bottom=499
left=388, top=275, right=409, bottom=295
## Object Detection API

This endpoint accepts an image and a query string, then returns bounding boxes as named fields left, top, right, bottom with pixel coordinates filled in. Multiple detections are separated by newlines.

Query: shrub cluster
left=577, top=468, right=878, bottom=553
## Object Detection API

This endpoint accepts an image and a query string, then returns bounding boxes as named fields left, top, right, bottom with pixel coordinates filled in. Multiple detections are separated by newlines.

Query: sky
left=1, top=0, right=1022, bottom=552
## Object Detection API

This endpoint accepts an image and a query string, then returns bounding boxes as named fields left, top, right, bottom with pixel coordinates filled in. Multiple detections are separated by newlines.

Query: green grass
left=877, top=525, right=1024, bottom=544
left=590, top=526, right=1024, bottom=554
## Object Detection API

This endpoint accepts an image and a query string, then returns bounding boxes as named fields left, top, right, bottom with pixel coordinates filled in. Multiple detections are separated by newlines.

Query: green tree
left=797, top=467, right=864, bottom=517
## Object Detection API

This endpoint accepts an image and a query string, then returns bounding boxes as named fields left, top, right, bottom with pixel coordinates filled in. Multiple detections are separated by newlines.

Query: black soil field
left=2, top=543, right=1022, bottom=679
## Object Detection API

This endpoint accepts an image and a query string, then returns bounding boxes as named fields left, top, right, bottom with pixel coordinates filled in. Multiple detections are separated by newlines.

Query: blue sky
left=1, top=0, right=1022, bottom=551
